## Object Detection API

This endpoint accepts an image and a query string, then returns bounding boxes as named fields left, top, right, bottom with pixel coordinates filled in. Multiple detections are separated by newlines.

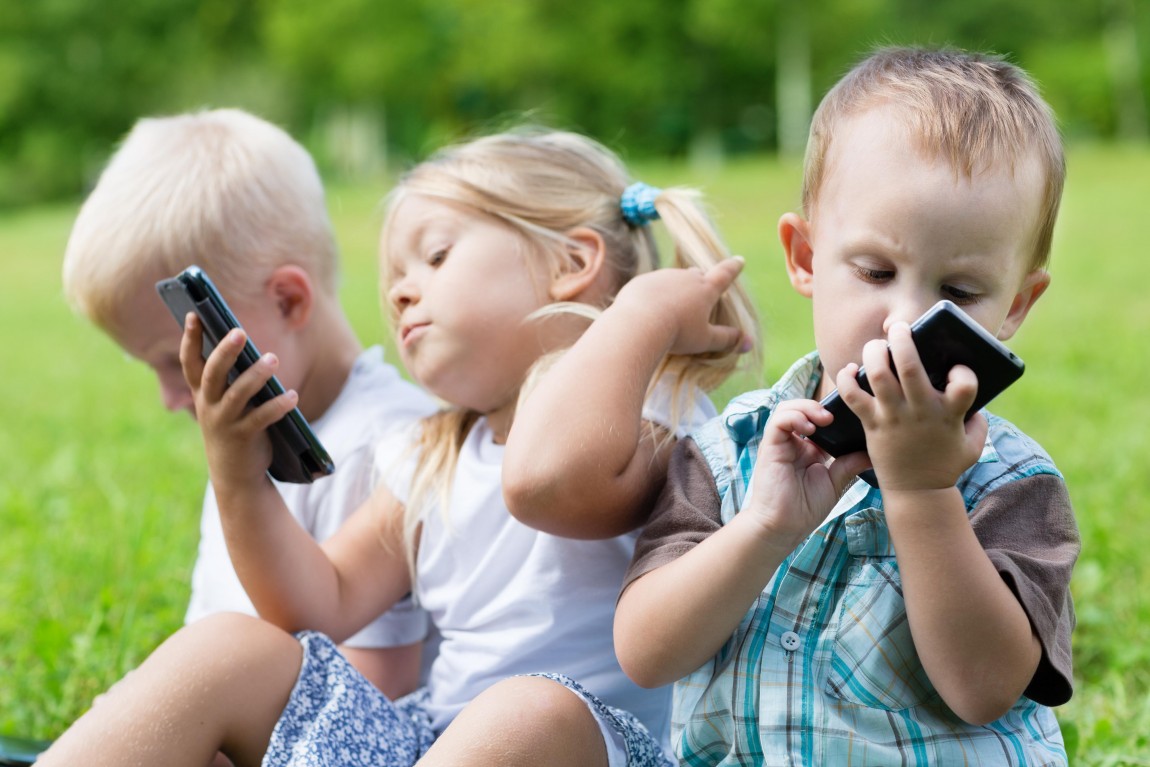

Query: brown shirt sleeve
left=970, top=473, right=1080, bottom=706
left=623, top=437, right=724, bottom=594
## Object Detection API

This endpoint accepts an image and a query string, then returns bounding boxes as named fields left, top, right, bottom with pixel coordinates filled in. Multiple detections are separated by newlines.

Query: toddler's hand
left=743, top=400, right=869, bottom=555
left=836, top=322, right=986, bottom=491
left=179, top=314, right=299, bottom=489
left=611, top=257, right=752, bottom=357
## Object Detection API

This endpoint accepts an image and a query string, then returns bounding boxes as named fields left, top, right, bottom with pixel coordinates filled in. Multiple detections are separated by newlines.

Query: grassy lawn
left=1, top=145, right=1147, bottom=763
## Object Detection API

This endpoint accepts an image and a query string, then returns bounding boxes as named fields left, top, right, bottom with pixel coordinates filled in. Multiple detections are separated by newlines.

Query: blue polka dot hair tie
left=620, top=182, right=662, bottom=227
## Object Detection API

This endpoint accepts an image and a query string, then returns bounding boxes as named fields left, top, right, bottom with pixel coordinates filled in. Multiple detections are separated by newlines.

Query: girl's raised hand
left=179, top=312, right=299, bottom=489
left=611, top=257, right=752, bottom=357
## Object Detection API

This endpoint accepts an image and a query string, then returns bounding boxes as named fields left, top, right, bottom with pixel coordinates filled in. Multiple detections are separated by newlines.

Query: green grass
left=1, top=146, right=1148, bottom=763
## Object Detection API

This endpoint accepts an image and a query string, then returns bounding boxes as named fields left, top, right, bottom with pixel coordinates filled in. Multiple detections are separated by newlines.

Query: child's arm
left=615, top=400, right=866, bottom=687
left=180, top=316, right=411, bottom=641
left=837, top=323, right=1042, bottom=725
left=504, top=258, right=749, bottom=539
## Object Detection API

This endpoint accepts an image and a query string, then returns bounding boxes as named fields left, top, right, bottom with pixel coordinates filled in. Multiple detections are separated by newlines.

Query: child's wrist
left=734, top=508, right=812, bottom=561
left=868, top=453, right=967, bottom=493
left=879, top=486, right=966, bottom=523
left=606, top=297, right=678, bottom=350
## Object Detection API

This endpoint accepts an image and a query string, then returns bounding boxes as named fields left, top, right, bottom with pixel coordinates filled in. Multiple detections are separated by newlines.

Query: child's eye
left=427, top=247, right=449, bottom=266
left=942, top=285, right=979, bottom=304
left=852, top=265, right=894, bottom=283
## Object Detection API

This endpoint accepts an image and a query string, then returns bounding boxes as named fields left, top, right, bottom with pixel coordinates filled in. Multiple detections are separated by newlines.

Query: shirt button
left=780, top=631, right=802, bottom=652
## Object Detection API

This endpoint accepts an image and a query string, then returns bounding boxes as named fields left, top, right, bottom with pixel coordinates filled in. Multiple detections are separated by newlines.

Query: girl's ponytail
left=627, top=184, right=762, bottom=395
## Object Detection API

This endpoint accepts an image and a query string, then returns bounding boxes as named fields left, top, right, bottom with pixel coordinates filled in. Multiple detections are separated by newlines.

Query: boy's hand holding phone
left=747, top=399, right=872, bottom=554
left=835, top=323, right=988, bottom=492
left=179, top=315, right=300, bottom=490
left=156, top=266, right=333, bottom=484
left=809, top=300, right=1025, bottom=488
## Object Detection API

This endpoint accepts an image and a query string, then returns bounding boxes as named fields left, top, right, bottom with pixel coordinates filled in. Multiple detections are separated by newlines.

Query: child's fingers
left=243, top=387, right=300, bottom=433
left=703, top=256, right=745, bottom=292
left=178, top=313, right=207, bottom=388
left=828, top=451, right=872, bottom=494
left=218, top=351, right=282, bottom=416
left=835, top=360, right=872, bottom=418
left=964, top=408, right=989, bottom=446
left=860, top=337, right=901, bottom=404
left=701, top=325, right=750, bottom=354
left=886, top=322, right=932, bottom=400
left=945, top=363, right=980, bottom=413
left=765, top=399, right=830, bottom=443
left=198, top=328, right=249, bottom=403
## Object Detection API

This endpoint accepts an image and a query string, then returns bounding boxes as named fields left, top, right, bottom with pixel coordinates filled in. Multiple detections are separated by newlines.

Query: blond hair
left=62, top=108, right=339, bottom=330
left=802, top=46, right=1065, bottom=269
left=379, top=128, right=760, bottom=574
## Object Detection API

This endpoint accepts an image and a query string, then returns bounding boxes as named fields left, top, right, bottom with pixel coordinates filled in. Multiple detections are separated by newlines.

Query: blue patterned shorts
left=263, top=632, right=671, bottom=767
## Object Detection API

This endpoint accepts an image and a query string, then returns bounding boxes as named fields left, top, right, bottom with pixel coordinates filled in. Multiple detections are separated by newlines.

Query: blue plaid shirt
left=665, top=352, right=1076, bottom=766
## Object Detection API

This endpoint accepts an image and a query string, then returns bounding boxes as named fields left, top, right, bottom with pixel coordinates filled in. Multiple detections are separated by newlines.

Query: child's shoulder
left=957, top=409, right=1063, bottom=506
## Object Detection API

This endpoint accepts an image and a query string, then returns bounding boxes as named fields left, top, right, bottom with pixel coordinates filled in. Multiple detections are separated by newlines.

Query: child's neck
left=294, top=310, right=362, bottom=422
left=815, top=367, right=835, bottom=401
left=484, top=399, right=518, bottom=445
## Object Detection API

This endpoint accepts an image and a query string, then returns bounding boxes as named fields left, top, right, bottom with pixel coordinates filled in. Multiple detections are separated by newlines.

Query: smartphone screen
left=808, top=300, right=1025, bottom=458
left=155, top=266, right=335, bottom=484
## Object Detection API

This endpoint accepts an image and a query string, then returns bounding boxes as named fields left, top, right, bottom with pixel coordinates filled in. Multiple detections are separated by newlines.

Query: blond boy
left=62, top=108, right=436, bottom=697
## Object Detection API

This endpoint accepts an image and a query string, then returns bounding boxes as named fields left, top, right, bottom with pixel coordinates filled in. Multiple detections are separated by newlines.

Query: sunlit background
left=2, top=2, right=1149, bottom=764
left=1, top=0, right=1147, bottom=206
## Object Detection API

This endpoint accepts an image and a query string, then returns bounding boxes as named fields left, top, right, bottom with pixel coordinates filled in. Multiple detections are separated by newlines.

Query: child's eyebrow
left=838, top=232, right=904, bottom=259
left=386, top=221, right=432, bottom=263
left=407, top=215, right=457, bottom=251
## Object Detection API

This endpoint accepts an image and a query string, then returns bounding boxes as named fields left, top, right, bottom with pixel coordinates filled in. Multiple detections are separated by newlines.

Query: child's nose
left=882, top=298, right=933, bottom=335
left=387, top=278, right=420, bottom=311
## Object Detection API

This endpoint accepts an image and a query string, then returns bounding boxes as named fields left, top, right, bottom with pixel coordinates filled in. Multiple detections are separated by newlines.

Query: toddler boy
left=615, top=47, right=1080, bottom=765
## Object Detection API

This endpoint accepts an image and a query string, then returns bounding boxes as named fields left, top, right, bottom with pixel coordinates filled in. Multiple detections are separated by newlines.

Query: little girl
left=38, top=128, right=758, bottom=767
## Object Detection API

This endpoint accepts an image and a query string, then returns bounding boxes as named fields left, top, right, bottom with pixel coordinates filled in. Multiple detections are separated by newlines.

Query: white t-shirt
left=185, top=346, right=438, bottom=648
left=410, top=384, right=717, bottom=738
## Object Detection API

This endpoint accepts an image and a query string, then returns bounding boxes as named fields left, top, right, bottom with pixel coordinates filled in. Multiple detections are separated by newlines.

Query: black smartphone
left=809, top=300, right=1025, bottom=458
left=156, top=265, right=335, bottom=484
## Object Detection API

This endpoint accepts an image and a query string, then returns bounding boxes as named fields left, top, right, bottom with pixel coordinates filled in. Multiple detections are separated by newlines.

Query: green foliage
left=1, top=148, right=1148, bottom=764
left=3, top=1, right=1150, bottom=205
left=0, top=0, right=297, bottom=206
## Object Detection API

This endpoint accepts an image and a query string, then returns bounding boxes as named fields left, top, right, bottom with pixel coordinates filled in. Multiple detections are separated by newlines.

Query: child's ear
left=550, top=227, right=608, bottom=302
left=779, top=212, right=815, bottom=298
left=997, top=269, right=1050, bottom=341
left=266, top=265, right=314, bottom=329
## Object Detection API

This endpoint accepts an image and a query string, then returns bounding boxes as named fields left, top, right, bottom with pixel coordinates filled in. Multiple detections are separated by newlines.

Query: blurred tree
left=0, top=0, right=285, bottom=206
left=262, top=0, right=450, bottom=157
left=687, top=0, right=778, bottom=158
left=775, top=2, right=811, bottom=158
left=1103, top=0, right=1147, bottom=141
left=262, top=0, right=708, bottom=158
left=0, top=0, right=1146, bottom=206
left=0, top=0, right=194, bottom=204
